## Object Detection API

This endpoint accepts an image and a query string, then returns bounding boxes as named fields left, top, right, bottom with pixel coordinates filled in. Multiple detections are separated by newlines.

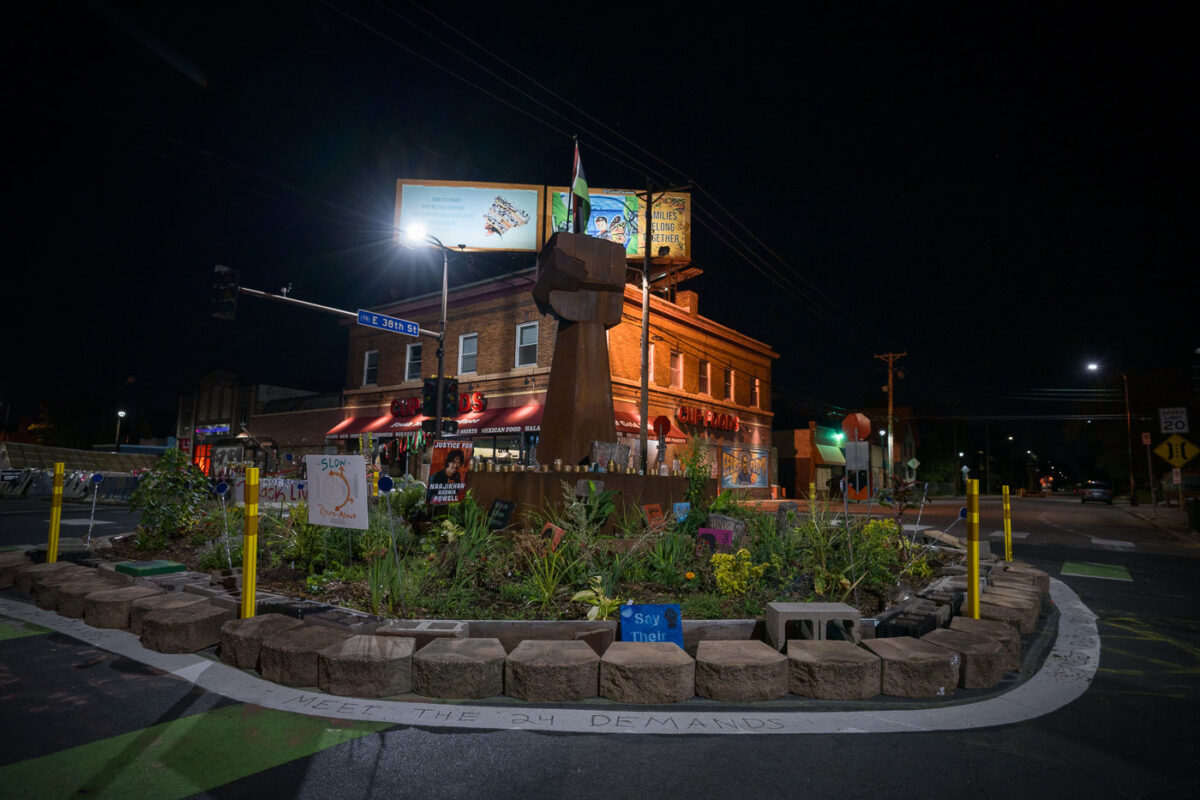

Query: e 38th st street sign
left=356, top=309, right=419, bottom=337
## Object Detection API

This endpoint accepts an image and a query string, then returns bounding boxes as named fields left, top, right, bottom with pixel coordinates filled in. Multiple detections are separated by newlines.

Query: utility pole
left=874, top=351, right=906, bottom=485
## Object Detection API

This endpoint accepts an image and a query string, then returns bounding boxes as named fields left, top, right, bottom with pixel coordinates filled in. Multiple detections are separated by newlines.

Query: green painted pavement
left=1061, top=561, right=1132, bottom=582
left=0, top=704, right=391, bottom=799
left=0, top=618, right=51, bottom=641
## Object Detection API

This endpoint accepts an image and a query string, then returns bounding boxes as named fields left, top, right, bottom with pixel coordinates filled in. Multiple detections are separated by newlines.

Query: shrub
left=129, top=448, right=209, bottom=548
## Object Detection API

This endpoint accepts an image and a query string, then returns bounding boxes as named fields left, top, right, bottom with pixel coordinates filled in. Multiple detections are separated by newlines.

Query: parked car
left=1079, top=480, right=1113, bottom=504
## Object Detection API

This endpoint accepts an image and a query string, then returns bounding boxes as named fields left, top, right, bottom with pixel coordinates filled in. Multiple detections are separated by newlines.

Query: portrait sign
left=305, top=455, right=369, bottom=530
left=546, top=187, right=691, bottom=262
left=720, top=446, right=769, bottom=489
left=426, top=441, right=474, bottom=505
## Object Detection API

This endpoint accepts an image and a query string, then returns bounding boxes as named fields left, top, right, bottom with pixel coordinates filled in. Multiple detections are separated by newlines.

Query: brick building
left=331, top=268, right=779, bottom=488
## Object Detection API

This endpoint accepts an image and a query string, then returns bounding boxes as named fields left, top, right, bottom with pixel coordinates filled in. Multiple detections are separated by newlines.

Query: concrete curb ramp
left=0, top=575, right=1099, bottom=735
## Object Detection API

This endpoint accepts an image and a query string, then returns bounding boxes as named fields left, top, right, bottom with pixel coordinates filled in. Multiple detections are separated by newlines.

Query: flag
left=569, top=141, right=589, bottom=234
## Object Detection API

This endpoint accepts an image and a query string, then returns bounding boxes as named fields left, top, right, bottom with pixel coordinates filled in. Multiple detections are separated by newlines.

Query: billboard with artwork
left=720, top=446, right=769, bottom=489
left=395, top=180, right=544, bottom=252
left=546, top=187, right=691, bottom=262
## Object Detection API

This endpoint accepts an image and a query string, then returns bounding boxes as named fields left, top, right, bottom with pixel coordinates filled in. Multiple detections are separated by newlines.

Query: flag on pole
left=569, top=141, right=589, bottom=234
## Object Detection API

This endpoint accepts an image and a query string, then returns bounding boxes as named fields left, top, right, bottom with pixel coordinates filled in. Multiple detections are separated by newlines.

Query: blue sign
left=215, top=481, right=229, bottom=496
left=378, top=475, right=394, bottom=494
left=91, top=473, right=104, bottom=484
left=357, top=309, right=419, bottom=337
left=672, top=502, right=690, bottom=519
left=619, top=603, right=684, bottom=648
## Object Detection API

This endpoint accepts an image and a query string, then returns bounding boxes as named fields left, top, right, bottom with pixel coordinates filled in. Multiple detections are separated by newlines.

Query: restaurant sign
left=676, top=405, right=739, bottom=432
left=391, top=392, right=487, bottom=417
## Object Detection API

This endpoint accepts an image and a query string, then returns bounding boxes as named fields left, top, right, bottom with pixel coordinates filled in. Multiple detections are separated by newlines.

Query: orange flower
left=685, top=571, right=696, bottom=580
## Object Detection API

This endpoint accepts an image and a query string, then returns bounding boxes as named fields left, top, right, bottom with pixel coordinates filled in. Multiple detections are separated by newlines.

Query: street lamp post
left=114, top=410, right=126, bottom=453
left=400, top=225, right=450, bottom=440
left=1087, top=362, right=1137, bottom=505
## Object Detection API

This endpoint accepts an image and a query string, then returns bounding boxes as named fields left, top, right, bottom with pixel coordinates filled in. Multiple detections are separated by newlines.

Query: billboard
left=546, top=187, right=691, bottom=262
left=426, top=441, right=474, bottom=505
left=720, top=446, right=769, bottom=489
left=395, top=180, right=544, bottom=252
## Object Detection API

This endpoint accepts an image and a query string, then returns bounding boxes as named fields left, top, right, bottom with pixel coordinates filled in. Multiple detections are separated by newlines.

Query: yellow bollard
left=47, top=463, right=64, bottom=563
left=967, top=478, right=980, bottom=619
left=809, top=481, right=816, bottom=503
left=1002, top=484, right=1012, bottom=562
left=240, top=467, right=259, bottom=619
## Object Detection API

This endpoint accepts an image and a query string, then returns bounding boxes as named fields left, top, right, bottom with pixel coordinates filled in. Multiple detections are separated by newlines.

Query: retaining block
left=504, top=640, right=599, bottom=702
left=976, top=601, right=1028, bottom=632
left=412, top=638, right=506, bottom=699
left=220, top=613, right=307, bottom=670
left=32, top=567, right=98, bottom=609
left=787, top=640, right=882, bottom=700
left=0, top=553, right=33, bottom=588
left=15, top=561, right=80, bottom=594
left=695, top=640, right=787, bottom=702
left=599, top=642, right=695, bottom=704
left=55, top=579, right=121, bottom=618
left=863, top=637, right=960, bottom=697
left=141, top=601, right=234, bottom=653
left=997, top=563, right=1050, bottom=597
left=319, top=635, right=415, bottom=698
left=922, top=628, right=1007, bottom=688
left=979, top=594, right=1038, bottom=633
left=949, top=615, right=1021, bottom=671
left=83, top=585, right=164, bottom=629
left=765, top=602, right=860, bottom=649
left=376, top=619, right=468, bottom=651
left=305, top=608, right=381, bottom=636
left=130, top=593, right=208, bottom=634
left=260, top=625, right=353, bottom=688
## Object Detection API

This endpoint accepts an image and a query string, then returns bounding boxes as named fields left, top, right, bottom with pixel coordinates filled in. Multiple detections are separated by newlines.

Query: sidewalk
left=1121, top=502, right=1198, bottom=544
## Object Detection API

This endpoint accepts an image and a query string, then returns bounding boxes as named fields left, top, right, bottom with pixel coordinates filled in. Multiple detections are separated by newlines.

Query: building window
left=405, top=343, right=422, bottom=381
left=363, top=350, right=379, bottom=386
left=459, top=333, right=478, bottom=374
left=751, top=377, right=760, bottom=407
left=670, top=351, right=683, bottom=389
left=698, top=359, right=710, bottom=395
left=724, top=368, right=734, bottom=401
left=648, top=343, right=655, bottom=383
left=516, top=322, right=538, bottom=367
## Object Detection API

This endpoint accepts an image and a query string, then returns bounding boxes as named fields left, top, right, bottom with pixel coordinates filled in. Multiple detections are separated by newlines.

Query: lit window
left=459, top=333, right=478, bottom=374
left=724, top=368, right=734, bottom=401
left=363, top=350, right=379, bottom=386
left=405, top=343, right=422, bottom=381
left=516, top=322, right=538, bottom=367
left=649, top=343, right=655, bottom=383
left=751, top=377, right=760, bottom=407
left=670, top=351, right=683, bottom=389
left=698, top=359, right=710, bottom=395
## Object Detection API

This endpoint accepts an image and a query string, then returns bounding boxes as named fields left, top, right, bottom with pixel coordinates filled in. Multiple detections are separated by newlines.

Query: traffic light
left=212, top=265, right=239, bottom=320
left=442, top=378, right=459, bottom=418
left=421, top=378, right=438, bottom=417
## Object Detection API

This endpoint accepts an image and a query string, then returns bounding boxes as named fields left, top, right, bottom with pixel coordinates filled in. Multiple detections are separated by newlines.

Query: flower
left=685, top=571, right=695, bottom=580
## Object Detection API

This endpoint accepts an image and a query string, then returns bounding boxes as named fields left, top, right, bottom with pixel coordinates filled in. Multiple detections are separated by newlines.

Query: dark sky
left=9, top=2, right=1194, bottom=447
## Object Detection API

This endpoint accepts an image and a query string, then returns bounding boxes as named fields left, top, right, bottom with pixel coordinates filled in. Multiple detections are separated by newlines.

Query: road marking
left=0, top=579, right=1100, bottom=735
left=1061, top=561, right=1132, bottom=581
left=989, top=530, right=1030, bottom=540
left=902, top=524, right=935, bottom=532
left=1087, top=537, right=1134, bottom=551
left=0, top=704, right=388, bottom=799
left=50, top=519, right=113, bottom=527
left=0, top=619, right=51, bottom=641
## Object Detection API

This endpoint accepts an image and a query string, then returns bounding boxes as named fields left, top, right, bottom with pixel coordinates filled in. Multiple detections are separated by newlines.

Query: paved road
left=0, top=499, right=141, bottom=548
left=2, top=500, right=1198, bottom=798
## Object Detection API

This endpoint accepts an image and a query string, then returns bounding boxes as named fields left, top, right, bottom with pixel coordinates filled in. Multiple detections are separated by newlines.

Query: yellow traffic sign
left=1153, top=434, right=1198, bottom=467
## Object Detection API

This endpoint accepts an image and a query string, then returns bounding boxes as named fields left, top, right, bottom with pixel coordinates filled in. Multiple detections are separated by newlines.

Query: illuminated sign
left=395, top=180, right=544, bottom=252
left=676, top=405, right=739, bottom=432
left=391, top=392, right=486, bottom=417
left=721, top=446, right=768, bottom=489
left=546, top=187, right=691, bottom=262
left=194, top=425, right=230, bottom=436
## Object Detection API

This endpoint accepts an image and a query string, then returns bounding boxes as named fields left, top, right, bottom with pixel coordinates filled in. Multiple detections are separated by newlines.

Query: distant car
left=1079, top=480, right=1113, bottom=504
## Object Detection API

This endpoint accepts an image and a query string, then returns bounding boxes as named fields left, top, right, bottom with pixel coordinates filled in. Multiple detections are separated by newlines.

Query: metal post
left=47, top=462, right=64, bottom=563
left=1002, top=484, right=1012, bottom=562
left=240, top=467, right=259, bottom=619
left=639, top=180, right=653, bottom=475
left=434, top=240, right=449, bottom=441
left=967, top=478, right=980, bottom=619
left=1145, top=439, right=1157, bottom=511
left=1122, top=372, right=1136, bottom=504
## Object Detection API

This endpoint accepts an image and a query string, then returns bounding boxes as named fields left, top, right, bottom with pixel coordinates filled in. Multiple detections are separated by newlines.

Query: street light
left=114, top=410, right=126, bottom=453
left=398, top=223, right=450, bottom=440
left=1086, top=362, right=1137, bottom=504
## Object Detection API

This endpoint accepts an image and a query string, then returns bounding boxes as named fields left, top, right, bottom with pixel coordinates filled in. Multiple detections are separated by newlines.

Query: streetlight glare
left=1086, top=362, right=1099, bottom=371
left=406, top=223, right=428, bottom=243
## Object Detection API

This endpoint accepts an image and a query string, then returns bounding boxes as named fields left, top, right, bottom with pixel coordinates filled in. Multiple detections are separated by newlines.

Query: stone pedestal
left=694, top=640, right=787, bottom=701
left=787, top=640, right=881, bottom=700
left=412, top=638, right=506, bottom=699
left=319, top=635, right=415, bottom=698
left=599, top=642, right=694, bottom=704
left=505, top=640, right=599, bottom=702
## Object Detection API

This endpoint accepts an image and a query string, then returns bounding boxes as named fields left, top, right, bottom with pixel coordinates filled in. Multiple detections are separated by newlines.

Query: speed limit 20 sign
left=1159, top=407, right=1189, bottom=434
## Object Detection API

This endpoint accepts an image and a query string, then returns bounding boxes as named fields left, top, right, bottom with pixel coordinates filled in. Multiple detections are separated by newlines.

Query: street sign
left=1153, top=434, right=1198, bottom=467
left=1172, top=468, right=1183, bottom=486
left=1141, top=432, right=1152, bottom=446
left=1159, top=407, right=1189, bottom=434
left=356, top=309, right=419, bottom=337
left=845, top=441, right=869, bottom=471
left=907, top=458, right=920, bottom=470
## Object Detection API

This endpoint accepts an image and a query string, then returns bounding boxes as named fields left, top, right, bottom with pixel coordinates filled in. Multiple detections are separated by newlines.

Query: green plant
left=680, top=436, right=713, bottom=509
left=267, top=502, right=336, bottom=574
left=384, top=477, right=427, bottom=522
left=128, top=448, right=209, bottom=545
left=442, top=491, right=496, bottom=585
left=680, top=592, right=723, bottom=619
left=571, top=575, right=626, bottom=620
left=648, top=531, right=693, bottom=585
left=710, top=548, right=769, bottom=596
left=525, top=547, right=577, bottom=608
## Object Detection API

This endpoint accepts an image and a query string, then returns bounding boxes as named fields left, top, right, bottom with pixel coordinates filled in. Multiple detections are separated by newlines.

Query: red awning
left=612, top=408, right=686, bottom=444
left=368, top=403, right=545, bottom=439
left=324, top=414, right=393, bottom=439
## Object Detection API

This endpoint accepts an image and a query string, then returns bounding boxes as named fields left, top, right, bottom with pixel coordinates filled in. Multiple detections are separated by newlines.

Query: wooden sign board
left=540, top=522, right=565, bottom=551
left=696, top=527, right=734, bottom=553
left=487, top=499, right=516, bottom=530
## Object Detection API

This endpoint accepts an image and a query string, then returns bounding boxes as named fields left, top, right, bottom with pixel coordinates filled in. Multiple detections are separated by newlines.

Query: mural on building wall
left=720, top=446, right=769, bottom=489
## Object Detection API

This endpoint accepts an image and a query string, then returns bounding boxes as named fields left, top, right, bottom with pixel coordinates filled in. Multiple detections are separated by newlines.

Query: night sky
left=9, top=2, right=1194, bottom=468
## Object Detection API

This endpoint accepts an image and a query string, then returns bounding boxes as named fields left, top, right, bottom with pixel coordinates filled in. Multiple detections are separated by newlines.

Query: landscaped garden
left=112, top=445, right=942, bottom=622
